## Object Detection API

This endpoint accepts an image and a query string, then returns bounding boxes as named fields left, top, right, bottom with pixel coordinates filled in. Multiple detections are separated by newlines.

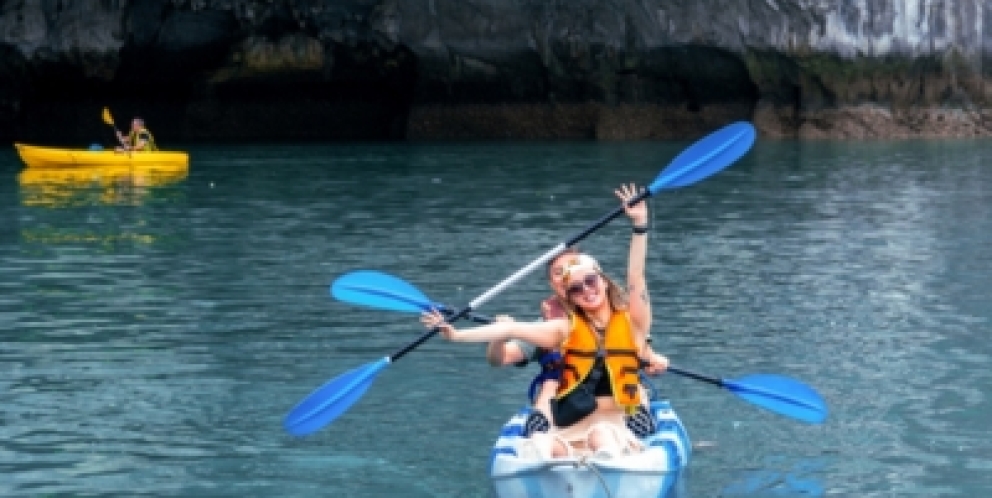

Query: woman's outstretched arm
left=421, top=309, right=567, bottom=350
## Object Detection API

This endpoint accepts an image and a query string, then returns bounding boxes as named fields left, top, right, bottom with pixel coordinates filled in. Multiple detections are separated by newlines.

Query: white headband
left=562, top=254, right=600, bottom=283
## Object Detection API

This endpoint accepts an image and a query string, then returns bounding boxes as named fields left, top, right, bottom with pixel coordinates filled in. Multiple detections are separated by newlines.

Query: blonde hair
left=560, top=254, right=628, bottom=320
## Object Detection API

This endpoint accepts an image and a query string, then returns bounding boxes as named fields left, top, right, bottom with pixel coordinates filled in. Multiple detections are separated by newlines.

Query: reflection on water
left=18, top=163, right=189, bottom=208
left=720, top=456, right=826, bottom=497
left=16, top=163, right=189, bottom=247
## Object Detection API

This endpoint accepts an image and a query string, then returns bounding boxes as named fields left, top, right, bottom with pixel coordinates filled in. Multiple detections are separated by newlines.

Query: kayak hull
left=14, top=143, right=189, bottom=168
left=490, top=400, right=690, bottom=498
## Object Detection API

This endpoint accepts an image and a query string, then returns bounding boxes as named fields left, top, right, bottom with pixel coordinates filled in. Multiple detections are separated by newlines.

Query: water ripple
left=1, top=140, right=991, bottom=496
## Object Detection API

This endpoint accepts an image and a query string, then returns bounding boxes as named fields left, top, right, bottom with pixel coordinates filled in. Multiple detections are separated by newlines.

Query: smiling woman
left=422, top=183, right=666, bottom=460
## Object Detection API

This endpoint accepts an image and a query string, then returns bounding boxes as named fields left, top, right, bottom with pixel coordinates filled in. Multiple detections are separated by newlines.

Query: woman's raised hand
left=616, top=183, right=648, bottom=226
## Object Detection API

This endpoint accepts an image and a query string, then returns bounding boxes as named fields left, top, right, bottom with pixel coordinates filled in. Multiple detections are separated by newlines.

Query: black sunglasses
left=566, top=273, right=600, bottom=296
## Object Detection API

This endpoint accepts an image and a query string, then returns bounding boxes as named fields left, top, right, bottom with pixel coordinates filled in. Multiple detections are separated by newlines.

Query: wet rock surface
left=0, top=0, right=989, bottom=142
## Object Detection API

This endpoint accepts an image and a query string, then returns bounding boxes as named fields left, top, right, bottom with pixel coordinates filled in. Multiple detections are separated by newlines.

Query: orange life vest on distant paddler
left=556, top=311, right=642, bottom=412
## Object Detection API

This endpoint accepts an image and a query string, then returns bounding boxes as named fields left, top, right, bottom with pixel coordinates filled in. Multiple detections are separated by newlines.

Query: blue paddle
left=329, top=270, right=828, bottom=424
left=330, top=270, right=493, bottom=323
left=283, top=121, right=758, bottom=436
left=664, top=369, right=826, bottom=424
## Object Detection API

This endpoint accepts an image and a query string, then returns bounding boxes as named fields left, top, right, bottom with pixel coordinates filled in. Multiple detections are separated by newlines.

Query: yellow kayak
left=14, top=143, right=189, bottom=168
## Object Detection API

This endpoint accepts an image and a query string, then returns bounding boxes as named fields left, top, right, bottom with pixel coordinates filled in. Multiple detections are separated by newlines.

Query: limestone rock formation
left=0, top=0, right=989, bottom=141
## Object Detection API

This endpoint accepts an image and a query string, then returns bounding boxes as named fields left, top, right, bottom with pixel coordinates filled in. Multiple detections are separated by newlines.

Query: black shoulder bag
left=549, top=358, right=604, bottom=428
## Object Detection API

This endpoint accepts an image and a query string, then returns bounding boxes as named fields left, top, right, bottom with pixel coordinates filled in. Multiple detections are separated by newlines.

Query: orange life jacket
left=556, top=311, right=642, bottom=412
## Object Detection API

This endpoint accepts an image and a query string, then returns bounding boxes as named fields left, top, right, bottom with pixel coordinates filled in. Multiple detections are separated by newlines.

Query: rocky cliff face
left=0, top=0, right=989, bottom=142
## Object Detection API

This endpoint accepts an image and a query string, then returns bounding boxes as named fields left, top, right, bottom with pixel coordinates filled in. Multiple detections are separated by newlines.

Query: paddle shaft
left=438, top=305, right=491, bottom=324
left=104, top=110, right=134, bottom=155
left=103, top=110, right=125, bottom=146
left=666, top=366, right=723, bottom=387
left=390, top=191, right=650, bottom=362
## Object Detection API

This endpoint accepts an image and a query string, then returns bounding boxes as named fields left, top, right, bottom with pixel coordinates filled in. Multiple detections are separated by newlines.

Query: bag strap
left=583, top=356, right=605, bottom=386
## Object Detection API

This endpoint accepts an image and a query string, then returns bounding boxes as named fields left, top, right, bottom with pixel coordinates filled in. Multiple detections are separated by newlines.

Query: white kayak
left=490, top=400, right=691, bottom=498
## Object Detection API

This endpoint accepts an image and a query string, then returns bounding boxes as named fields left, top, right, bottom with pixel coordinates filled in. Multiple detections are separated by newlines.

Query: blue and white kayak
left=490, top=400, right=691, bottom=498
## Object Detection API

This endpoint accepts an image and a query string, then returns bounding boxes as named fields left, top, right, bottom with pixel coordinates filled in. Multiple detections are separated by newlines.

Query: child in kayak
left=423, top=183, right=668, bottom=458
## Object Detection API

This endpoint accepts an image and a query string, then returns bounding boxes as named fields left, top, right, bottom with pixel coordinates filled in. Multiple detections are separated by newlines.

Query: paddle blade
left=649, top=121, right=756, bottom=194
left=723, top=374, right=828, bottom=424
left=102, top=107, right=114, bottom=126
left=331, top=270, right=436, bottom=314
left=284, top=357, right=390, bottom=436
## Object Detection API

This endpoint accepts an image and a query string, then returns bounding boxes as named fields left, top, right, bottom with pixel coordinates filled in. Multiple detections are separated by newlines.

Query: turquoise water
left=1, top=138, right=991, bottom=497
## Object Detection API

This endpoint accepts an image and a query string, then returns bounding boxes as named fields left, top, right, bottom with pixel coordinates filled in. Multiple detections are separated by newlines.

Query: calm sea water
left=1, top=138, right=991, bottom=497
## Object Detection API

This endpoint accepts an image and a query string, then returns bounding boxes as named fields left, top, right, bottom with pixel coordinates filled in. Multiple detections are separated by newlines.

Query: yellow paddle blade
left=102, top=107, right=114, bottom=126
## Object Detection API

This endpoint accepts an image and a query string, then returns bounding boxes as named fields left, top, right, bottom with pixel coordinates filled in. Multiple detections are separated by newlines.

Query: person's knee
left=550, top=439, right=569, bottom=458
left=587, top=424, right=623, bottom=454
left=586, top=427, right=610, bottom=449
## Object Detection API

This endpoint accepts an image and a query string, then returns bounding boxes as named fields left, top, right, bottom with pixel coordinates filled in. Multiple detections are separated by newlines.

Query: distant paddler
left=103, top=107, right=158, bottom=153
left=115, top=117, right=158, bottom=153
